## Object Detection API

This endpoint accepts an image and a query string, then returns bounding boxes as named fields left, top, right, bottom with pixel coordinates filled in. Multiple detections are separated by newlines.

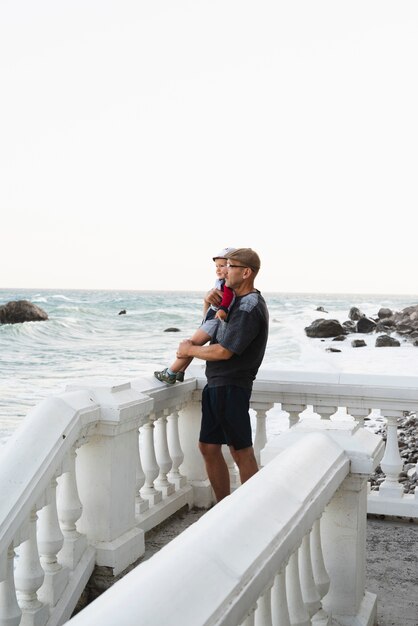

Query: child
left=154, top=247, right=236, bottom=384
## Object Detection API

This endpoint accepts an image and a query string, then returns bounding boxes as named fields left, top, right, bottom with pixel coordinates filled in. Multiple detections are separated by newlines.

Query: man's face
left=225, top=262, right=248, bottom=289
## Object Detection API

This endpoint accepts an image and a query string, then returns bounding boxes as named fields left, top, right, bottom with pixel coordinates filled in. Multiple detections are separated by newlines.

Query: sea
left=1, top=288, right=418, bottom=445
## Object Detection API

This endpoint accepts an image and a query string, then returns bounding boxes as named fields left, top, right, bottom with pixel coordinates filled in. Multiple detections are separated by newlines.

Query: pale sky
left=1, top=1, right=417, bottom=294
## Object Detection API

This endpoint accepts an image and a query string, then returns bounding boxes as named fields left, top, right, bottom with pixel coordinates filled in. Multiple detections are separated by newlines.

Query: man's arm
left=177, top=339, right=233, bottom=362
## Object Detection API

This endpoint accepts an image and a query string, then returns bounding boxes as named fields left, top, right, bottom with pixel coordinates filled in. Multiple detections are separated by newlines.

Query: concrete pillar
left=321, top=475, right=377, bottom=625
left=69, top=382, right=153, bottom=575
left=178, top=391, right=213, bottom=507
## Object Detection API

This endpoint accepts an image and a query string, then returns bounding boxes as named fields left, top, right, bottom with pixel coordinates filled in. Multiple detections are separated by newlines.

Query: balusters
left=253, top=406, right=269, bottom=465
left=378, top=410, right=404, bottom=498
left=286, top=549, right=310, bottom=626
left=37, top=478, right=69, bottom=606
left=254, top=584, right=273, bottom=626
left=139, top=418, right=162, bottom=505
left=0, top=546, right=21, bottom=626
left=346, top=406, right=372, bottom=426
left=154, top=412, right=175, bottom=496
left=281, top=404, right=306, bottom=428
left=271, top=569, right=291, bottom=626
left=14, top=510, right=49, bottom=626
left=310, top=518, right=329, bottom=598
left=57, top=448, right=87, bottom=569
left=135, top=429, right=149, bottom=514
left=167, top=408, right=187, bottom=489
left=299, top=532, right=321, bottom=617
left=312, top=405, right=337, bottom=421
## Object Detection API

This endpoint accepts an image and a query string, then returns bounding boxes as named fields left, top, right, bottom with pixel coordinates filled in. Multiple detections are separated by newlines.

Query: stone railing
left=249, top=369, right=418, bottom=519
left=0, top=367, right=416, bottom=626
left=67, top=424, right=383, bottom=626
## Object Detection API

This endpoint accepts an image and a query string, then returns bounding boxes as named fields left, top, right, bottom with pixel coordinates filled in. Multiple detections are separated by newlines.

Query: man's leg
left=198, top=442, right=230, bottom=502
left=230, top=446, right=259, bottom=484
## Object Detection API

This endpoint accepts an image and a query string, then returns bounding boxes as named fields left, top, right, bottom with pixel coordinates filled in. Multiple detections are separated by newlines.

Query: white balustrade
left=57, top=449, right=87, bottom=570
left=14, top=510, right=49, bottom=626
left=286, top=550, right=310, bottom=626
left=37, top=477, right=69, bottom=607
left=378, top=411, right=404, bottom=498
left=310, top=518, right=329, bottom=598
left=312, top=405, right=337, bottom=421
left=346, top=406, right=372, bottom=426
left=271, top=569, right=290, bottom=626
left=1, top=370, right=418, bottom=626
left=299, top=532, right=321, bottom=617
left=167, top=408, right=187, bottom=489
left=0, top=546, right=21, bottom=626
left=139, top=419, right=162, bottom=505
left=135, top=431, right=149, bottom=514
left=154, top=412, right=175, bottom=496
left=281, top=403, right=306, bottom=428
left=252, top=404, right=271, bottom=464
left=254, top=585, right=273, bottom=626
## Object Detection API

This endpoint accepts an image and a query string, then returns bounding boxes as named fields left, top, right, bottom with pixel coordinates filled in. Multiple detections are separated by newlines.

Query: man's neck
left=234, top=281, right=256, bottom=297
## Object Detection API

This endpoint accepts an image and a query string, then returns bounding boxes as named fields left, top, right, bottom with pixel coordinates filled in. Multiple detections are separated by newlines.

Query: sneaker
left=176, top=371, right=185, bottom=382
left=154, top=368, right=177, bottom=385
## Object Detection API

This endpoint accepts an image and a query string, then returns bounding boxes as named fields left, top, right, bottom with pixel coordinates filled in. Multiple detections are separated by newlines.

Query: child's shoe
left=154, top=368, right=177, bottom=384
left=176, top=371, right=185, bottom=382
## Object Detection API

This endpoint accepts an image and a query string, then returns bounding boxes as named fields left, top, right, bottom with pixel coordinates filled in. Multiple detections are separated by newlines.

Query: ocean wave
left=1, top=289, right=418, bottom=442
left=50, top=294, right=76, bottom=301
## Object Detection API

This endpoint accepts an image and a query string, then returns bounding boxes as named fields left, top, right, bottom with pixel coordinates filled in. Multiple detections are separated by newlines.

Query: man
left=176, top=248, right=269, bottom=502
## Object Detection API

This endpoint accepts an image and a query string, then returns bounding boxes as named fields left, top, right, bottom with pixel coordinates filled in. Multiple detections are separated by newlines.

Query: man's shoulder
left=236, top=290, right=265, bottom=313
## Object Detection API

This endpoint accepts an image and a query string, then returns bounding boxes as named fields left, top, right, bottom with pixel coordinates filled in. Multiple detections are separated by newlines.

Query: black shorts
left=199, top=385, right=253, bottom=450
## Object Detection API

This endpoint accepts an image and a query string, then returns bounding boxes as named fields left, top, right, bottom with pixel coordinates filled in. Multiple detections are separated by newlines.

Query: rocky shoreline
left=305, top=303, right=418, bottom=349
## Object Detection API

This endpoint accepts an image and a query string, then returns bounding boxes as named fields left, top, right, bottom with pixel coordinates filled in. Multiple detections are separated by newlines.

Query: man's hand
left=204, top=288, right=223, bottom=308
left=176, top=339, right=193, bottom=359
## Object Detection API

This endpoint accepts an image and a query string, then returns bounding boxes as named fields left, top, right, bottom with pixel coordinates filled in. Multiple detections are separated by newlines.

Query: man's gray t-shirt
left=205, top=290, right=269, bottom=389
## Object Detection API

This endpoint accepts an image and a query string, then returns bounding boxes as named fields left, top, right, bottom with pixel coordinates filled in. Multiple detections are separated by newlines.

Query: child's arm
left=215, top=285, right=234, bottom=319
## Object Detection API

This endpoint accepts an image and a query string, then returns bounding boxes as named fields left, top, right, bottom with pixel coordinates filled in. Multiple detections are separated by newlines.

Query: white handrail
left=65, top=426, right=381, bottom=626
left=0, top=367, right=416, bottom=626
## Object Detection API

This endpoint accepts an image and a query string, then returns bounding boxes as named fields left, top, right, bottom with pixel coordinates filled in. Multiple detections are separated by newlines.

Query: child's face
left=214, top=259, right=228, bottom=279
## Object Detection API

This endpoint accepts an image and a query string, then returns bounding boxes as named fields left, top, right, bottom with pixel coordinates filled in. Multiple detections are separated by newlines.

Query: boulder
left=378, top=307, right=393, bottom=319
left=375, top=334, right=401, bottom=347
left=356, top=317, right=377, bottom=333
left=304, top=319, right=345, bottom=338
left=1, top=300, right=49, bottom=324
left=164, top=327, right=181, bottom=332
left=0, top=300, right=48, bottom=324
left=342, top=320, right=357, bottom=333
left=349, top=307, right=364, bottom=321
left=352, top=339, right=367, bottom=348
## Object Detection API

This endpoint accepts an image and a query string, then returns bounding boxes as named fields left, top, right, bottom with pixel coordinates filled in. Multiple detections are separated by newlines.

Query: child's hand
left=215, top=309, right=227, bottom=321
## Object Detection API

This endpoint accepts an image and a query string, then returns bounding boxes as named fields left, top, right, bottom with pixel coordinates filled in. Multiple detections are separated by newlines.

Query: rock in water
left=0, top=300, right=49, bottom=324
left=356, top=317, right=377, bottom=333
left=375, top=335, right=401, bottom=347
left=304, top=319, right=345, bottom=338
